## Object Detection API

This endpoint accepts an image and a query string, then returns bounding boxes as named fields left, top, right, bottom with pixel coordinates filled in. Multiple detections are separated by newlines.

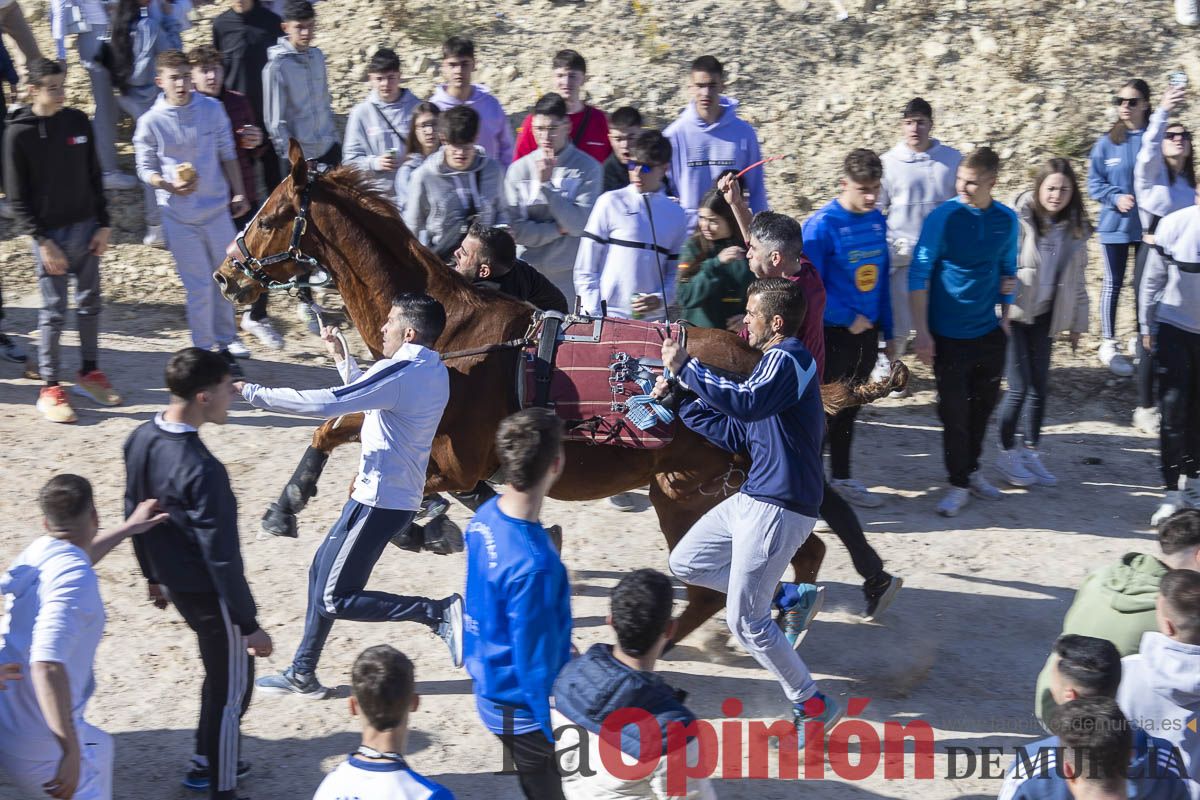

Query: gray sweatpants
left=163, top=213, right=238, bottom=351
left=668, top=492, right=818, bottom=705
left=33, top=220, right=102, bottom=383
left=74, top=25, right=119, bottom=175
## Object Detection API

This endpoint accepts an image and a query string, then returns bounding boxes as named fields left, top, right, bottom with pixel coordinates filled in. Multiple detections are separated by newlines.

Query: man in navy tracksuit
left=238, top=294, right=464, bottom=699
left=463, top=408, right=572, bottom=800
left=658, top=277, right=843, bottom=748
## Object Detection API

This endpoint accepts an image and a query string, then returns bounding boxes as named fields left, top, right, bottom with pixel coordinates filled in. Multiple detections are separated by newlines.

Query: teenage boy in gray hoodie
left=262, top=0, right=338, bottom=168
left=504, top=92, right=602, bottom=304
left=135, top=50, right=251, bottom=375
left=404, top=106, right=506, bottom=262
left=343, top=48, right=420, bottom=207
left=1117, top=569, right=1200, bottom=798
left=430, top=36, right=513, bottom=167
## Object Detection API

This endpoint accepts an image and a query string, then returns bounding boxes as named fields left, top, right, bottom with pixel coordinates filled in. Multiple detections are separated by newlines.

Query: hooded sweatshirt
left=503, top=141, right=603, bottom=301
left=134, top=91, right=238, bottom=225
left=664, top=96, right=767, bottom=228
left=552, top=643, right=716, bottom=799
left=1119, top=631, right=1200, bottom=797
left=3, top=106, right=110, bottom=239
left=1136, top=109, right=1197, bottom=230
left=1034, top=552, right=1167, bottom=725
left=402, top=146, right=506, bottom=256
left=1088, top=126, right=1146, bottom=244
left=429, top=83, right=514, bottom=166
left=343, top=88, right=421, bottom=204
left=879, top=138, right=961, bottom=269
left=262, top=36, right=337, bottom=161
left=1141, top=203, right=1200, bottom=336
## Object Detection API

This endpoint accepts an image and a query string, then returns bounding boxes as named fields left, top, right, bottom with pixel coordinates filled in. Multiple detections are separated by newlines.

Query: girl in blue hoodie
left=1087, top=78, right=1150, bottom=377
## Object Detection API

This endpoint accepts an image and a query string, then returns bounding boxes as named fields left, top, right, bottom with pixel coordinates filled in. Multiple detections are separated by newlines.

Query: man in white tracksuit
left=504, top=92, right=602, bottom=304
left=342, top=47, right=420, bottom=206
left=574, top=129, right=687, bottom=321
left=879, top=97, right=961, bottom=355
left=134, top=50, right=250, bottom=369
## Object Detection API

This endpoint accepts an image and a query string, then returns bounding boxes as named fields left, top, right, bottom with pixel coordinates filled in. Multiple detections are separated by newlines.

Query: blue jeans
left=292, top=499, right=443, bottom=675
left=998, top=312, right=1053, bottom=449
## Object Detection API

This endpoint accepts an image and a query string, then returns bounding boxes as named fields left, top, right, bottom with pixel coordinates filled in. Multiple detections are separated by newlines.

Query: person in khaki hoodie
left=994, top=159, right=1091, bottom=489
left=1034, top=509, right=1200, bottom=726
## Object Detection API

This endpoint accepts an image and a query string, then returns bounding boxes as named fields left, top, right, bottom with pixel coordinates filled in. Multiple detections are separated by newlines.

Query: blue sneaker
left=775, top=583, right=825, bottom=649
left=182, top=759, right=251, bottom=791
left=794, top=691, right=845, bottom=751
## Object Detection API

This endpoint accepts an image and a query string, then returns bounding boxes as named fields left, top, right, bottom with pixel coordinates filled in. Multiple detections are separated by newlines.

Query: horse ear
left=288, top=138, right=308, bottom=189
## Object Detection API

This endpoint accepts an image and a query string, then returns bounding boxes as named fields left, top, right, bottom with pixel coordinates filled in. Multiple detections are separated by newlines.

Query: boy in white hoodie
left=134, top=50, right=250, bottom=374
left=343, top=48, right=420, bottom=207
left=1117, top=568, right=1200, bottom=798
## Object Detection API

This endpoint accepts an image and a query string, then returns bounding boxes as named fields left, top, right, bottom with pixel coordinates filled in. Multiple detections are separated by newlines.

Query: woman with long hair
left=674, top=182, right=751, bottom=328
left=395, top=102, right=441, bottom=214
left=1087, top=78, right=1150, bottom=377
left=1132, top=81, right=1196, bottom=433
left=995, top=159, right=1091, bottom=488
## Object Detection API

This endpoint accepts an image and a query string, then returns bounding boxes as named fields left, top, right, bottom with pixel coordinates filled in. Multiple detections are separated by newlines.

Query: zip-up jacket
left=664, top=96, right=766, bottom=228
left=429, top=83, right=513, bottom=166
left=1009, top=190, right=1091, bottom=334
left=677, top=337, right=824, bottom=517
left=1088, top=127, right=1145, bottom=244
left=879, top=138, right=961, bottom=269
left=134, top=92, right=238, bottom=225
left=343, top=88, right=421, bottom=203
left=573, top=184, right=688, bottom=320
left=402, top=147, right=506, bottom=255
left=212, top=3, right=282, bottom=124
left=909, top=197, right=1018, bottom=339
left=3, top=106, right=110, bottom=239
left=239, top=343, right=449, bottom=510
left=803, top=198, right=893, bottom=339
left=1141, top=203, right=1200, bottom=335
left=463, top=498, right=572, bottom=742
left=513, top=105, right=612, bottom=165
left=262, top=36, right=337, bottom=161
left=504, top=142, right=602, bottom=298
left=675, top=234, right=753, bottom=329
left=123, top=417, right=259, bottom=634
left=1136, top=108, right=1197, bottom=231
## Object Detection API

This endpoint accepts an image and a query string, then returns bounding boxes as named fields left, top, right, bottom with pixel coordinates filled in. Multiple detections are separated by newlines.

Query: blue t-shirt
left=909, top=197, right=1018, bottom=339
left=463, top=498, right=572, bottom=741
left=802, top=198, right=893, bottom=340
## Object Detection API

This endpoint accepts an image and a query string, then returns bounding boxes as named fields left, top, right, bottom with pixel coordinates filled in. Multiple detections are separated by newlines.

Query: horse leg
left=790, top=534, right=826, bottom=585
left=262, top=413, right=364, bottom=538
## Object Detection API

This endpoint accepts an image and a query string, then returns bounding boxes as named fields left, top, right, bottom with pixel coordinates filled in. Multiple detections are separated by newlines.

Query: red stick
left=736, top=155, right=788, bottom=179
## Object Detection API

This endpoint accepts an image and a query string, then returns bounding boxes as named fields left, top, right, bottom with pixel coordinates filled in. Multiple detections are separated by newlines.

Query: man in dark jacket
left=124, top=348, right=273, bottom=800
left=453, top=222, right=569, bottom=313
left=212, top=0, right=282, bottom=189
left=3, top=58, right=117, bottom=423
left=553, top=569, right=715, bottom=798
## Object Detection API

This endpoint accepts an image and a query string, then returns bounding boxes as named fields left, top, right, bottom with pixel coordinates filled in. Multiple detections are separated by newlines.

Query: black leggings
left=1157, top=323, right=1200, bottom=490
left=497, top=732, right=564, bottom=800
left=820, top=480, right=884, bottom=581
left=998, top=313, right=1053, bottom=449
left=1100, top=242, right=1140, bottom=341
left=823, top=326, right=879, bottom=480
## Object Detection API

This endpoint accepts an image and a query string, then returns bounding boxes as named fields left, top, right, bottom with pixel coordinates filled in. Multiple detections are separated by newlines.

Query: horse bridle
left=228, top=173, right=334, bottom=294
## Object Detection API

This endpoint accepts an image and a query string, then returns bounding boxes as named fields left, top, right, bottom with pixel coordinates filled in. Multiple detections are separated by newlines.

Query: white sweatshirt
left=879, top=139, right=962, bottom=269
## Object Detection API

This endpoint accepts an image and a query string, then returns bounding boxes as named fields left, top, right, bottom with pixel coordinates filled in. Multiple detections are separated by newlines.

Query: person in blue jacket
left=1088, top=78, right=1150, bottom=377
left=803, top=148, right=893, bottom=510
left=910, top=147, right=1018, bottom=518
left=463, top=407, right=572, bottom=800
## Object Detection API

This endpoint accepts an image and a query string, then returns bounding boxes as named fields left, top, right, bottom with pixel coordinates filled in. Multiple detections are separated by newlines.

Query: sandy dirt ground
left=0, top=255, right=1168, bottom=799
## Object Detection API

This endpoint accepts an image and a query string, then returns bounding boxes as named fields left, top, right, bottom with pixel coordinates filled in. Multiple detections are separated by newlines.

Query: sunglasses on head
left=1165, top=131, right=1193, bottom=142
left=1113, top=96, right=1143, bottom=107
left=627, top=161, right=657, bottom=174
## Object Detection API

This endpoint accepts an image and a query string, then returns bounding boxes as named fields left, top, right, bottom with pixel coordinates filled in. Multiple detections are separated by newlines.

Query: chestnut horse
left=214, top=142, right=907, bottom=644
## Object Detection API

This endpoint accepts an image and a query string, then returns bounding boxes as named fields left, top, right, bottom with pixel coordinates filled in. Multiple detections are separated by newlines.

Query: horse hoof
left=391, top=523, right=424, bottom=553
left=423, top=516, right=464, bottom=556
left=261, top=504, right=299, bottom=538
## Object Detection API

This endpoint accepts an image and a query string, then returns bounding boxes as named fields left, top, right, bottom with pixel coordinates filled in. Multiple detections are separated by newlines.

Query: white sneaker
left=241, top=312, right=285, bottom=350
left=1021, top=448, right=1057, bottom=487
left=1151, top=491, right=1185, bottom=526
left=102, top=171, right=138, bottom=191
left=1178, top=0, right=1199, bottom=26
left=607, top=493, right=637, bottom=512
left=1099, top=339, right=1133, bottom=377
left=224, top=340, right=251, bottom=359
left=1184, top=476, right=1200, bottom=509
left=995, top=447, right=1036, bottom=487
left=813, top=517, right=831, bottom=533
left=937, top=487, right=970, bottom=517
left=142, top=225, right=166, bottom=248
left=968, top=472, right=1003, bottom=500
left=829, top=478, right=883, bottom=508
left=1132, top=406, right=1160, bottom=435
left=869, top=352, right=890, bottom=383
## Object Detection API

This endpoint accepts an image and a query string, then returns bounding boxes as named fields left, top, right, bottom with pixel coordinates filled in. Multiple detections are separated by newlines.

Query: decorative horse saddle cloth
left=520, top=313, right=687, bottom=449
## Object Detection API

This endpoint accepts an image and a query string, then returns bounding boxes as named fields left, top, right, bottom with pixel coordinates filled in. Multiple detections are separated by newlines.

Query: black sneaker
left=0, top=332, right=26, bottom=363
left=218, top=349, right=245, bottom=379
left=182, top=759, right=251, bottom=792
left=862, top=574, right=903, bottom=622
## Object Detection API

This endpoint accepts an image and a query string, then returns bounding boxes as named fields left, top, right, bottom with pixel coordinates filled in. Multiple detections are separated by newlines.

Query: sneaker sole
left=968, top=484, right=1003, bottom=500
left=862, top=577, right=903, bottom=623
left=443, top=596, right=464, bottom=668
left=254, top=682, right=328, bottom=700
left=995, top=467, right=1036, bottom=488
left=35, top=400, right=77, bottom=424
left=69, top=382, right=121, bottom=407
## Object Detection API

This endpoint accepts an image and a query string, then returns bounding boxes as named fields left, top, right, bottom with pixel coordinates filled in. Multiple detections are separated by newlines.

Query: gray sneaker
left=255, top=667, right=328, bottom=699
left=438, top=594, right=464, bottom=668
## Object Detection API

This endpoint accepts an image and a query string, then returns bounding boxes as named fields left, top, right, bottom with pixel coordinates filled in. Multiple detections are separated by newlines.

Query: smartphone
left=1169, top=71, right=1188, bottom=88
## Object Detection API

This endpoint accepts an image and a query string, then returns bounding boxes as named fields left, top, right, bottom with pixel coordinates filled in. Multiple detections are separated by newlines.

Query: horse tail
left=819, top=360, right=911, bottom=416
